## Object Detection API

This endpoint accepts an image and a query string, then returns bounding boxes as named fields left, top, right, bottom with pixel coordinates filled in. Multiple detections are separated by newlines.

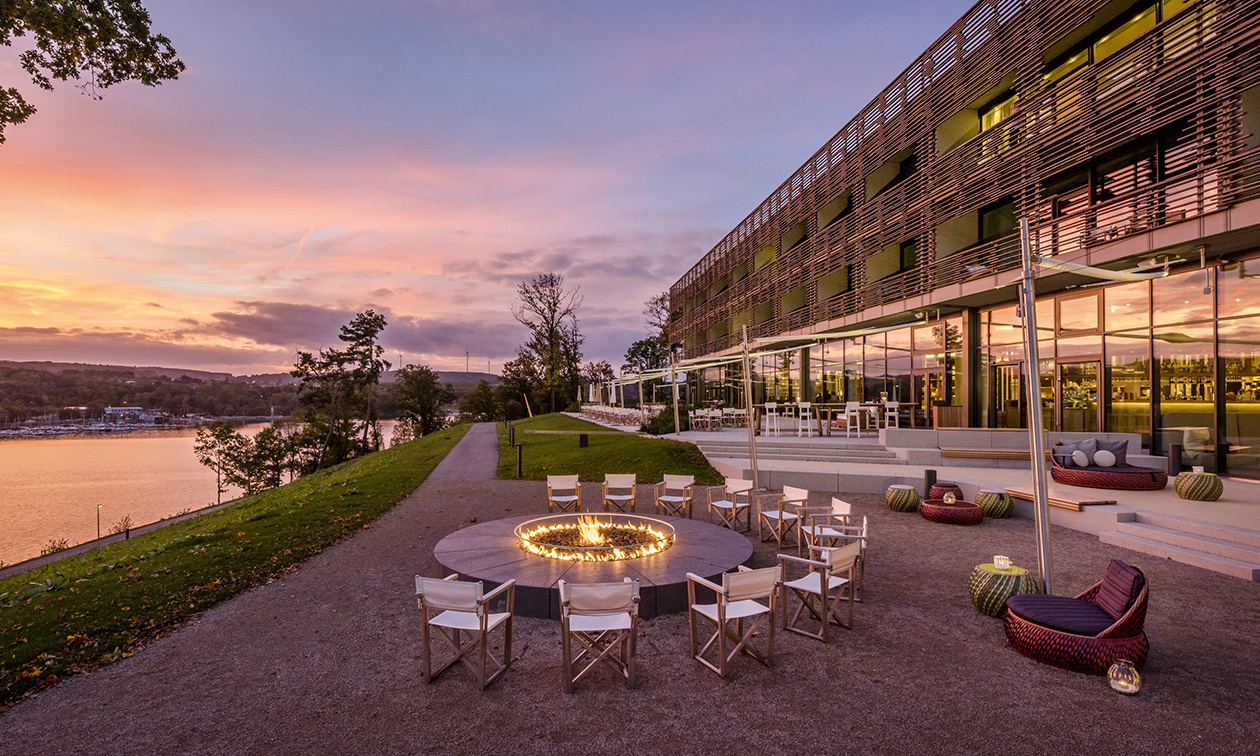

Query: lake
left=0, top=421, right=396, bottom=566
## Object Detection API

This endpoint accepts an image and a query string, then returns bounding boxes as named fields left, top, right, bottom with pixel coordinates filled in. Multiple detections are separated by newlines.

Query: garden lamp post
left=97, top=503, right=102, bottom=540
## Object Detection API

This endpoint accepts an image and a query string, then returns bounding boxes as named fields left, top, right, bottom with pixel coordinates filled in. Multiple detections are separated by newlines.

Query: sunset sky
left=1, top=0, right=973, bottom=375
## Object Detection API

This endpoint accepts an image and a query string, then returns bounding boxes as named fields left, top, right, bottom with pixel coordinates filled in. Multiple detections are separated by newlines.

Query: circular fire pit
left=435, top=514, right=752, bottom=619
left=515, top=513, right=675, bottom=561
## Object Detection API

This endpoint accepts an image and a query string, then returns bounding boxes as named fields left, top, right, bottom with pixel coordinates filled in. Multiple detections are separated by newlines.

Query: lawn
left=496, top=413, right=723, bottom=485
left=0, top=424, right=468, bottom=709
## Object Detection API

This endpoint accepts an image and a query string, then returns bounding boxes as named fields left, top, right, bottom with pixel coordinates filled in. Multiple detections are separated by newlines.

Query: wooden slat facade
left=669, top=0, right=1260, bottom=358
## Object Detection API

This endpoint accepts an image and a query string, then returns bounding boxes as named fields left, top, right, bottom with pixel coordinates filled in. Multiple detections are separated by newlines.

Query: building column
left=962, top=308, right=981, bottom=428
left=799, top=347, right=811, bottom=403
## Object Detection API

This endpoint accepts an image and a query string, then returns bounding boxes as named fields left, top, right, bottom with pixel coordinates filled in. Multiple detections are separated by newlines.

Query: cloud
left=0, top=327, right=290, bottom=372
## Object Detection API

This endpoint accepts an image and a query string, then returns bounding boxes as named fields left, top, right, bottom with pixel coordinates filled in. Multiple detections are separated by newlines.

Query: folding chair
left=654, top=474, right=695, bottom=518
left=547, top=474, right=582, bottom=513
left=687, top=565, right=781, bottom=678
left=757, top=485, right=807, bottom=549
left=796, top=496, right=852, bottom=557
left=559, top=578, right=640, bottom=693
left=602, top=474, right=637, bottom=512
left=707, top=477, right=754, bottom=532
left=777, top=541, right=860, bottom=642
left=415, top=575, right=515, bottom=689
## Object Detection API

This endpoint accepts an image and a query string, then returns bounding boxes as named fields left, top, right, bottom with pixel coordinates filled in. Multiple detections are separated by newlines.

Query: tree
left=458, top=379, right=498, bottom=422
left=1, top=1, right=185, bottom=144
left=291, top=310, right=390, bottom=471
left=395, top=363, right=454, bottom=436
left=193, top=421, right=247, bottom=505
left=622, top=291, right=671, bottom=401
left=511, top=273, right=584, bottom=413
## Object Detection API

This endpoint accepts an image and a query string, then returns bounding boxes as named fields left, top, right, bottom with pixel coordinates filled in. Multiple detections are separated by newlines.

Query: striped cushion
left=1006, top=594, right=1115, bottom=636
left=1096, top=559, right=1144, bottom=620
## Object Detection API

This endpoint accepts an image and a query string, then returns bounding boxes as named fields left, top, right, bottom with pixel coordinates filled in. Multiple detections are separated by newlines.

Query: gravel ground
left=2, top=423, right=1258, bottom=755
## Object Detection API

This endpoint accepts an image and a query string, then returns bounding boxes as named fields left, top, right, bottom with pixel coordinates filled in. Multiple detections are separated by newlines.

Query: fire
left=515, top=514, right=675, bottom=562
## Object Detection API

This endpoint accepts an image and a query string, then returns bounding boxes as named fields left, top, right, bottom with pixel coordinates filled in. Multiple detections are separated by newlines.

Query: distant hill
left=0, top=361, right=232, bottom=382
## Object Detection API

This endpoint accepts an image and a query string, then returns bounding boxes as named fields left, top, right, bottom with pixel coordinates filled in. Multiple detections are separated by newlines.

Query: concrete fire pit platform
left=434, top=514, right=753, bottom=619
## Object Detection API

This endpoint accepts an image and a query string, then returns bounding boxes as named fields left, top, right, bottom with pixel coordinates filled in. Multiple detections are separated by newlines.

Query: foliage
left=109, top=515, right=134, bottom=535
left=1, top=0, right=184, bottom=144
left=510, top=273, right=583, bottom=415
left=639, top=402, right=697, bottom=435
left=291, top=310, right=391, bottom=471
left=622, top=291, right=671, bottom=402
left=458, top=380, right=498, bottom=422
left=394, top=364, right=454, bottom=435
left=0, top=365, right=300, bottom=423
left=38, top=538, right=69, bottom=557
left=495, top=413, right=721, bottom=484
left=0, top=425, right=469, bottom=708
left=193, top=422, right=248, bottom=506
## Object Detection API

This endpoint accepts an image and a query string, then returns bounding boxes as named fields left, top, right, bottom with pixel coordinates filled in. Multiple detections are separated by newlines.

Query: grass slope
left=497, top=413, right=722, bottom=485
left=0, top=425, right=468, bottom=709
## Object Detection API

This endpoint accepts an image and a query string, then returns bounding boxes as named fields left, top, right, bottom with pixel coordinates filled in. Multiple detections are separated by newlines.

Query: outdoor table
left=968, top=563, right=1041, bottom=617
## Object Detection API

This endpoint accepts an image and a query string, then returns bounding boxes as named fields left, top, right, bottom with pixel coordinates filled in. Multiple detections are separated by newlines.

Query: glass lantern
left=943, top=492, right=957, bottom=504
left=1108, top=659, right=1140, bottom=695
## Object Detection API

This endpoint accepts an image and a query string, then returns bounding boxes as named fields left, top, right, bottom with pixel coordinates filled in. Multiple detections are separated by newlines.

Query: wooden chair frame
left=547, top=475, right=583, bottom=513
left=757, top=486, right=807, bottom=549
left=559, top=578, right=640, bottom=693
left=795, top=497, right=852, bottom=557
left=416, top=575, right=515, bottom=690
left=777, top=542, right=860, bottom=642
left=687, top=566, right=780, bottom=678
left=654, top=475, right=695, bottom=518
left=707, top=478, right=754, bottom=532
left=602, top=474, right=637, bottom=512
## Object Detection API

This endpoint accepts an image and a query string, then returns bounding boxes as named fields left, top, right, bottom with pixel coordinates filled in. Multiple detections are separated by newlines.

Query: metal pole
left=1019, top=217, right=1054, bottom=595
left=97, top=503, right=102, bottom=540
left=671, top=350, right=681, bottom=435
left=742, top=326, right=760, bottom=488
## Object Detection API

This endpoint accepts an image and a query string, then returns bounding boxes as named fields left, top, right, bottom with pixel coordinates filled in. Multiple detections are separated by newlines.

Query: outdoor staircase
left=692, top=438, right=905, bottom=465
left=1099, top=512, right=1260, bottom=581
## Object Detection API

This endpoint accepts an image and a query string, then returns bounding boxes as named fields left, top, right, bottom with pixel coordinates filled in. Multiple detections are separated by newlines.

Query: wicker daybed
left=1003, top=559, right=1149, bottom=675
left=1049, top=459, right=1167, bottom=490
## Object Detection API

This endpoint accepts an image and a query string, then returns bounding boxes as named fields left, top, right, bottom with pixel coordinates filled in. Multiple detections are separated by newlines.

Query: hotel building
left=667, top=0, right=1260, bottom=478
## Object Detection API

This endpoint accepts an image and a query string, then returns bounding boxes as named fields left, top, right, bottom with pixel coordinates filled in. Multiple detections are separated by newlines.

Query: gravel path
left=2, top=423, right=1259, bottom=755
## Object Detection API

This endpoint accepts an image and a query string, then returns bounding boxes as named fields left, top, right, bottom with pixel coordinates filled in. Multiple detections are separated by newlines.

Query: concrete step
left=706, top=453, right=908, bottom=465
left=1113, top=522, right=1260, bottom=565
left=1099, top=530, right=1260, bottom=581
left=695, top=441, right=887, bottom=452
left=1133, top=512, right=1260, bottom=550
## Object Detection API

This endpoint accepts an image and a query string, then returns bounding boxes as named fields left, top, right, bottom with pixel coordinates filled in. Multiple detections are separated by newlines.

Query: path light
left=1108, top=659, right=1140, bottom=695
left=993, top=555, right=1011, bottom=571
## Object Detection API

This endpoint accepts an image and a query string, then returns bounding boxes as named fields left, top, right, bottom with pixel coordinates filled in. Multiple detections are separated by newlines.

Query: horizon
left=0, top=0, right=973, bottom=375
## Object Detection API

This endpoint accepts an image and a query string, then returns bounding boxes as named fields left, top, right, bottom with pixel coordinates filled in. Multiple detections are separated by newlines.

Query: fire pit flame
left=514, top=514, right=675, bottom=562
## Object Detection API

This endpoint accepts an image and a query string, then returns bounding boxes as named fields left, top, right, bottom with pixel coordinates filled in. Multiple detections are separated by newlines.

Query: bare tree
left=511, top=273, right=584, bottom=413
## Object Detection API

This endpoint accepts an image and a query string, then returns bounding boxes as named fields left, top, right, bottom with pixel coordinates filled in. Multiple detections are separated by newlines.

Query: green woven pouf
left=975, top=488, right=1013, bottom=518
left=1174, top=471, right=1223, bottom=501
left=886, top=484, right=920, bottom=512
left=968, top=563, right=1041, bottom=617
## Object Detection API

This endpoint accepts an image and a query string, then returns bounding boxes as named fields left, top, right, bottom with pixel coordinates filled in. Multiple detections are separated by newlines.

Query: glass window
left=1153, top=269, right=1214, bottom=325
left=980, top=199, right=1016, bottom=243
left=981, top=93, right=1018, bottom=132
left=1043, top=50, right=1088, bottom=87
left=1218, top=260, right=1260, bottom=320
left=1105, top=281, right=1150, bottom=331
left=1057, top=335, right=1103, bottom=359
left=886, top=325, right=912, bottom=355
left=1093, top=6, right=1157, bottom=62
left=1036, top=299, right=1055, bottom=340
left=986, top=306, right=1022, bottom=346
left=1059, top=293, right=1100, bottom=332
left=1155, top=323, right=1215, bottom=468
left=1220, top=317, right=1260, bottom=478
left=1106, top=333, right=1151, bottom=442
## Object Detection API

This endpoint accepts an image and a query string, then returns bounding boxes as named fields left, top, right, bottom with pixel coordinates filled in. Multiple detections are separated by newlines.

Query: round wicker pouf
left=928, top=482, right=964, bottom=501
left=920, top=498, right=983, bottom=526
left=1174, top=471, right=1224, bottom=501
left=886, top=484, right=920, bottom=512
left=975, top=489, right=1013, bottom=518
left=969, top=563, right=1041, bottom=617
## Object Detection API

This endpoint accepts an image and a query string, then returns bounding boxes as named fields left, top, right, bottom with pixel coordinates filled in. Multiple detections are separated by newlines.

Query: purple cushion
left=1006, top=594, right=1116, bottom=636
left=1096, top=559, right=1144, bottom=620
left=1096, top=439, right=1129, bottom=468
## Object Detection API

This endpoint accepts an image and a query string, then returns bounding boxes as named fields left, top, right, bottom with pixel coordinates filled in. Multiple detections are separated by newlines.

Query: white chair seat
left=711, top=499, right=749, bottom=511
left=801, top=524, right=844, bottom=540
left=658, top=495, right=690, bottom=504
left=692, top=599, right=772, bottom=623
left=551, top=495, right=580, bottom=503
left=605, top=495, right=633, bottom=505
left=429, top=609, right=512, bottom=633
left=784, top=571, right=850, bottom=596
left=568, top=612, right=634, bottom=633
left=761, top=510, right=799, bottom=523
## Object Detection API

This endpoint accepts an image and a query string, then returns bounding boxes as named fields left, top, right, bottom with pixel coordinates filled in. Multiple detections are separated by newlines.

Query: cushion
left=1096, top=559, right=1145, bottom=620
left=1006, top=594, right=1117, bottom=636
left=1094, top=449, right=1117, bottom=467
left=1072, top=449, right=1090, bottom=467
left=1053, top=441, right=1080, bottom=467
left=1096, top=439, right=1128, bottom=468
